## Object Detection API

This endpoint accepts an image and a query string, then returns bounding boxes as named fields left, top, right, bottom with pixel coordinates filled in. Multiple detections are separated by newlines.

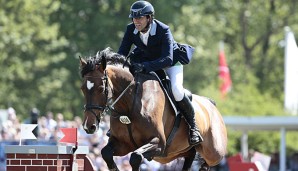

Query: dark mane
left=80, top=47, right=127, bottom=77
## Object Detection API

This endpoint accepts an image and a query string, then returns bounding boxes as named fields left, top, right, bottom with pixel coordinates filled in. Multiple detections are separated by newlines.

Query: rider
left=118, top=0, right=203, bottom=145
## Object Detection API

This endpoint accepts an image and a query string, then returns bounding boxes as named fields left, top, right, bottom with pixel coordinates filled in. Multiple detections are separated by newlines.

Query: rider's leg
left=177, top=94, right=203, bottom=145
left=166, top=64, right=203, bottom=145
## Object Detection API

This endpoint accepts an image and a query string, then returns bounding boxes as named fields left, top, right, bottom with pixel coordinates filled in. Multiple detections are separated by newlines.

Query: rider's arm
left=118, top=24, right=134, bottom=56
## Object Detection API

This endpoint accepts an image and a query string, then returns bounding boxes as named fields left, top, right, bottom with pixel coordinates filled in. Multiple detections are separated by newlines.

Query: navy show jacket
left=118, top=19, right=180, bottom=73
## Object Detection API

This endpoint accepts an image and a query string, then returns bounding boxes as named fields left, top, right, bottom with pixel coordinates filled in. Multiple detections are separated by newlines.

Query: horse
left=80, top=47, right=227, bottom=171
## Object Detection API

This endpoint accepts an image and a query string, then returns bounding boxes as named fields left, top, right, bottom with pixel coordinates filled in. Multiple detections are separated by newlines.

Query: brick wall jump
left=5, top=145, right=95, bottom=171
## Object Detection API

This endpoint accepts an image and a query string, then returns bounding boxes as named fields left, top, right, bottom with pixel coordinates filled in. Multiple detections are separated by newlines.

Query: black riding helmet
left=129, top=1, right=154, bottom=18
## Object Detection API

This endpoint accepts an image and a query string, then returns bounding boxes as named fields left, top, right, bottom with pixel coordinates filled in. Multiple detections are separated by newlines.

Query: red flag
left=59, top=128, right=77, bottom=144
left=219, top=42, right=232, bottom=97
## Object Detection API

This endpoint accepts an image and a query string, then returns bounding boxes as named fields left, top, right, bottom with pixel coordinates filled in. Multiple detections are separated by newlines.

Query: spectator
left=38, top=116, right=51, bottom=140
left=7, top=107, right=18, bottom=125
left=2, top=107, right=21, bottom=140
left=0, top=129, right=10, bottom=141
left=45, top=111, right=57, bottom=132
left=56, top=113, right=67, bottom=129
left=24, top=108, right=40, bottom=137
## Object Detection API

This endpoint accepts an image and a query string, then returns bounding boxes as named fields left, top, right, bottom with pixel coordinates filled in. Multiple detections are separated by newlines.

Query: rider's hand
left=130, top=63, right=145, bottom=75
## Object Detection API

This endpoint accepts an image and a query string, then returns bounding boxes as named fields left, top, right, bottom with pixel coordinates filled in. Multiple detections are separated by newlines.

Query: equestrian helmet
left=129, top=1, right=154, bottom=18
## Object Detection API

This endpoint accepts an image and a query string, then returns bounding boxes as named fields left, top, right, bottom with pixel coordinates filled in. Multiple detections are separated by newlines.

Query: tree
left=1, top=0, right=298, bottom=156
left=0, top=0, right=71, bottom=118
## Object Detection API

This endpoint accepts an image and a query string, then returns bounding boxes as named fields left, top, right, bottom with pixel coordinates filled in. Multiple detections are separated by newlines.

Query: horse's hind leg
left=130, top=137, right=161, bottom=171
left=101, top=143, right=119, bottom=171
left=199, top=161, right=211, bottom=171
left=182, top=147, right=196, bottom=171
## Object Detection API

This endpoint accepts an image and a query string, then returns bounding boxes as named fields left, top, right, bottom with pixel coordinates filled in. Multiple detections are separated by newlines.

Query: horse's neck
left=107, top=65, right=135, bottom=109
left=107, top=65, right=133, bottom=86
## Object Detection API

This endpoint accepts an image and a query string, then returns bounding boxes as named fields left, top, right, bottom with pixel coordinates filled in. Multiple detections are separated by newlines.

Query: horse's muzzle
left=89, top=124, right=97, bottom=133
left=83, top=124, right=97, bottom=134
left=82, top=115, right=98, bottom=134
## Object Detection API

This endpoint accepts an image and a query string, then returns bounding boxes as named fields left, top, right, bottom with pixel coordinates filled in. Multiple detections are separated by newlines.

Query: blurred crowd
left=1, top=107, right=298, bottom=171
left=0, top=107, right=212, bottom=171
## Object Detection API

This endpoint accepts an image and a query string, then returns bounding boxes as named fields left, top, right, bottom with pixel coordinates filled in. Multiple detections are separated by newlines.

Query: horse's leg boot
left=177, top=94, right=203, bottom=145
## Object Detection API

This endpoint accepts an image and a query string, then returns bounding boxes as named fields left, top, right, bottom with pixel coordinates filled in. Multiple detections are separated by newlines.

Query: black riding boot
left=177, top=94, right=203, bottom=145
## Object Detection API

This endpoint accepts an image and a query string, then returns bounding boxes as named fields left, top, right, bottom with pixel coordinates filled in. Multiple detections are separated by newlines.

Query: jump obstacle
left=5, top=145, right=95, bottom=171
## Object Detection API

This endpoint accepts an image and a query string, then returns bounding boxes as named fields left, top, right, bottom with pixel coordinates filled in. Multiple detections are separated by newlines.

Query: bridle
left=83, top=69, right=134, bottom=125
left=84, top=70, right=109, bottom=124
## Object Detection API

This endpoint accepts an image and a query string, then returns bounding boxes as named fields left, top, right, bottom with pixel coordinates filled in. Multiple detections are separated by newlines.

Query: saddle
left=150, top=70, right=193, bottom=111
left=152, top=71, right=216, bottom=107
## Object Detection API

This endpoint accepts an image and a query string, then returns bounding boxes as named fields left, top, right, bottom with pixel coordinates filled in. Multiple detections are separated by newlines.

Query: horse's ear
left=79, top=56, right=87, bottom=67
left=100, top=55, right=107, bottom=71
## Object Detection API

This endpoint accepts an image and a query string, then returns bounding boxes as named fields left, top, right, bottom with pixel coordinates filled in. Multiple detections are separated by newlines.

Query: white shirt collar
left=140, top=25, right=150, bottom=45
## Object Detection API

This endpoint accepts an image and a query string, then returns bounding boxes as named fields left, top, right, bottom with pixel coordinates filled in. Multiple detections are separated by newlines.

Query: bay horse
left=80, top=47, right=227, bottom=171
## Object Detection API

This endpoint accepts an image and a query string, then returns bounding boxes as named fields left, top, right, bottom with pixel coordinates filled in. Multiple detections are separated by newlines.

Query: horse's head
left=80, top=51, right=109, bottom=134
left=80, top=48, right=131, bottom=134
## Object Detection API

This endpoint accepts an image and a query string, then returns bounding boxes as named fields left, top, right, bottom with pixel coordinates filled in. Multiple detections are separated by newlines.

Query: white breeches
left=165, top=65, right=184, bottom=101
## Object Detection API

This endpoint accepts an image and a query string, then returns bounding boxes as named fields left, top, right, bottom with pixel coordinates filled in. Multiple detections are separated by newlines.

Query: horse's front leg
left=182, top=147, right=196, bottom=171
left=130, top=137, right=161, bottom=171
left=101, top=143, right=119, bottom=171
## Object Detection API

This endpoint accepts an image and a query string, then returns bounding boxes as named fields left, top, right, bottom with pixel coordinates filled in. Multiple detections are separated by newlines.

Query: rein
left=107, top=80, right=134, bottom=113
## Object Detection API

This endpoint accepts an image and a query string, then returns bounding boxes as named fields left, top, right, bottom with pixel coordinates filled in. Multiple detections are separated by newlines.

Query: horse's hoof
left=199, top=162, right=210, bottom=171
left=130, top=152, right=143, bottom=168
left=199, top=168, right=210, bottom=171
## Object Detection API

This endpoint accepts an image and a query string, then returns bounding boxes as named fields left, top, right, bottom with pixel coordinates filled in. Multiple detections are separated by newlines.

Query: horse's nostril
left=90, top=124, right=97, bottom=132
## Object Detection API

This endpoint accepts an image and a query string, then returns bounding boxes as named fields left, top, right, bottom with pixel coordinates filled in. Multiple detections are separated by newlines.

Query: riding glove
left=130, top=63, right=145, bottom=75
